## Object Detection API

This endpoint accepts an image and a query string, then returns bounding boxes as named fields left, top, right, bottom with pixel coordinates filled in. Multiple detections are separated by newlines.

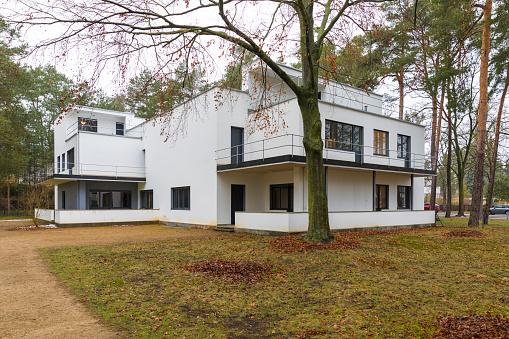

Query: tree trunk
left=469, top=0, right=492, bottom=227
left=397, top=72, right=404, bottom=120
left=298, top=94, right=333, bottom=243
left=446, top=113, right=452, bottom=218
left=457, top=170, right=465, bottom=216
left=7, top=179, right=10, bottom=216
left=429, top=94, right=439, bottom=209
left=484, top=65, right=509, bottom=224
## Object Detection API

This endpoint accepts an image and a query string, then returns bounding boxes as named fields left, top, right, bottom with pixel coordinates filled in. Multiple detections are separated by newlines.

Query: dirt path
left=0, top=221, right=221, bottom=338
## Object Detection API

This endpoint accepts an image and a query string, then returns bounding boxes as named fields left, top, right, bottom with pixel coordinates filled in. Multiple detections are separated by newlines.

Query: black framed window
left=140, top=190, right=153, bottom=209
left=116, top=122, right=125, bottom=136
left=325, top=120, right=362, bottom=152
left=78, top=117, right=98, bottom=132
left=375, top=184, right=389, bottom=210
left=397, top=134, right=410, bottom=159
left=270, top=184, right=294, bottom=212
left=374, top=130, right=388, bottom=156
left=89, top=190, right=131, bottom=209
left=57, top=156, right=60, bottom=173
left=172, top=186, right=190, bottom=210
left=67, top=148, right=74, bottom=170
left=61, top=153, right=65, bottom=171
left=397, top=186, right=410, bottom=209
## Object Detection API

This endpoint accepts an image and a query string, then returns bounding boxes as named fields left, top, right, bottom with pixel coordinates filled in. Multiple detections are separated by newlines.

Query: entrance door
left=231, top=127, right=244, bottom=164
left=231, top=184, right=245, bottom=225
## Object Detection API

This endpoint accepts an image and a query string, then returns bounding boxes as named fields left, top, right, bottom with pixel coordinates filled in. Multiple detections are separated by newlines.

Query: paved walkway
left=0, top=221, right=219, bottom=338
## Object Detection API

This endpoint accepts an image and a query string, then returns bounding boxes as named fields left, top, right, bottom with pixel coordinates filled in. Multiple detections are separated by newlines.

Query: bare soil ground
left=0, top=220, right=220, bottom=338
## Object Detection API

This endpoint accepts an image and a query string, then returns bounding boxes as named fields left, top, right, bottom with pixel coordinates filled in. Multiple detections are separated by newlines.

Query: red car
left=424, top=203, right=440, bottom=211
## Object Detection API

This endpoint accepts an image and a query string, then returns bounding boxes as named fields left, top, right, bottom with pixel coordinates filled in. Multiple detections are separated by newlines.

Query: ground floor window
left=140, top=190, right=153, bottom=209
left=172, top=186, right=190, bottom=210
left=397, top=186, right=410, bottom=209
left=270, top=184, right=294, bottom=212
left=89, top=190, right=131, bottom=209
left=375, top=184, right=388, bottom=210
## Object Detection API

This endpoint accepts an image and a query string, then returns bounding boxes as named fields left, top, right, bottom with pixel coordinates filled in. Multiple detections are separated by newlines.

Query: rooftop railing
left=65, top=121, right=143, bottom=139
left=216, top=134, right=432, bottom=171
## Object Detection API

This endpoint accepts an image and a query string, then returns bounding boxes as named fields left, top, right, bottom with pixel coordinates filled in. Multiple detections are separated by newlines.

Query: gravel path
left=0, top=221, right=220, bottom=338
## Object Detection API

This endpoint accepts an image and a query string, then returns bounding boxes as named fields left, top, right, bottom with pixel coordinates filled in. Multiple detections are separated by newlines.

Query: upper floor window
left=325, top=120, right=362, bottom=152
left=397, top=134, right=410, bottom=159
left=116, top=122, right=124, bottom=136
left=78, top=117, right=97, bottom=132
left=373, top=130, right=388, bottom=156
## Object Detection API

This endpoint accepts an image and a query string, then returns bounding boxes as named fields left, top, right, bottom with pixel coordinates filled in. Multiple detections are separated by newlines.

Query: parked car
left=489, top=204, right=509, bottom=215
left=424, top=203, right=440, bottom=211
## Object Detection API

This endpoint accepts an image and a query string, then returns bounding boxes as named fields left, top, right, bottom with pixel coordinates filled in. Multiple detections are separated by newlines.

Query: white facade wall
left=141, top=88, right=251, bottom=226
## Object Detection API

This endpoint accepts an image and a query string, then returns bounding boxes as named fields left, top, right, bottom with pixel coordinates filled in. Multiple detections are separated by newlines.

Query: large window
left=140, top=190, right=153, bottom=209
left=397, top=186, right=410, bottom=209
left=78, top=117, right=98, bottom=132
left=270, top=184, right=294, bottom=212
left=325, top=120, right=362, bottom=152
left=375, top=184, right=388, bottom=210
left=374, top=130, right=388, bottom=156
left=172, top=186, right=190, bottom=210
left=397, top=134, right=410, bottom=159
left=89, top=190, right=131, bottom=209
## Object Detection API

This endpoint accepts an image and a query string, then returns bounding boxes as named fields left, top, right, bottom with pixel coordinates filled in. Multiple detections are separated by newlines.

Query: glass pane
left=112, top=191, right=122, bottom=208
left=122, top=192, right=131, bottom=208
left=281, top=187, right=289, bottom=209
left=336, top=123, right=343, bottom=150
left=89, top=191, right=99, bottom=208
left=343, top=124, right=352, bottom=151
left=325, top=121, right=332, bottom=148
left=183, top=189, right=189, bottom=209
left=100, top=192, right=111, bottom=208
left=353, top=126, right=361, bottom=152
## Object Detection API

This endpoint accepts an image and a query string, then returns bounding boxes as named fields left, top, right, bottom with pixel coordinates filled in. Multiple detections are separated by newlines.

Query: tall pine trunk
left=397, top=72, right=404, bottom=120
left=469, top=0, right=492, bottom=227
left=7, top=179, right=10, bottom=216
left=446, top=112, right=452, bottom=218
left=429, top=95, right=439, bottom=208
left=484, top=65, right=509, bottom=224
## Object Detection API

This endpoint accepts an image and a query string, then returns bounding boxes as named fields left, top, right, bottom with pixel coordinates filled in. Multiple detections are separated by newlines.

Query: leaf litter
left=435, top=314, right=509, bottom=338
left=182, top=259, right=275, bottom=283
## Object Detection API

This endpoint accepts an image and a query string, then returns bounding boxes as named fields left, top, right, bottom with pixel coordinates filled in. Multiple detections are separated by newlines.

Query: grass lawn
left=0, top=215, right=31, bottom=220
left=40, top=218, right=509, bottom=338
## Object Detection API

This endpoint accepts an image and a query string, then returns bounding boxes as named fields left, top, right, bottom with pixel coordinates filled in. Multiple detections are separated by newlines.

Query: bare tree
left=8, top=0, right=393, bottom=242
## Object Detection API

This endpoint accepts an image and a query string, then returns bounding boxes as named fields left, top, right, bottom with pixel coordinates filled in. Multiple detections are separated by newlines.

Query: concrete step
left=214, top=225, right=235, bottom=232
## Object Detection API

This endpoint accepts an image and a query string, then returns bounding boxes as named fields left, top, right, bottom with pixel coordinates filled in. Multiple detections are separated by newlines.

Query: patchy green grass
left=40, top=219, right=509, bottom=338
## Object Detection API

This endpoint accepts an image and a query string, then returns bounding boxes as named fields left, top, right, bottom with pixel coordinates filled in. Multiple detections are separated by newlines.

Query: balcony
left=66, top=121, right=143, bottom=140
left=216, top=134, right=434, bottom=176
left=38, top=162, right=146, bottom=184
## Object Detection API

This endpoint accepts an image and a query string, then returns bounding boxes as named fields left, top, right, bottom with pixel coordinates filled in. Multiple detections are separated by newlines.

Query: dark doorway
left=62, top=191, right=66, bottom=210
left=231, top=184, right=245, bottom=225
left=231, top=127, right=244, bottom=164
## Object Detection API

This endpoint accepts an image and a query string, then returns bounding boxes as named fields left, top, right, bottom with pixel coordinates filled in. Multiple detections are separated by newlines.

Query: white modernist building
left=38, top=62, right=436, bottom=233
